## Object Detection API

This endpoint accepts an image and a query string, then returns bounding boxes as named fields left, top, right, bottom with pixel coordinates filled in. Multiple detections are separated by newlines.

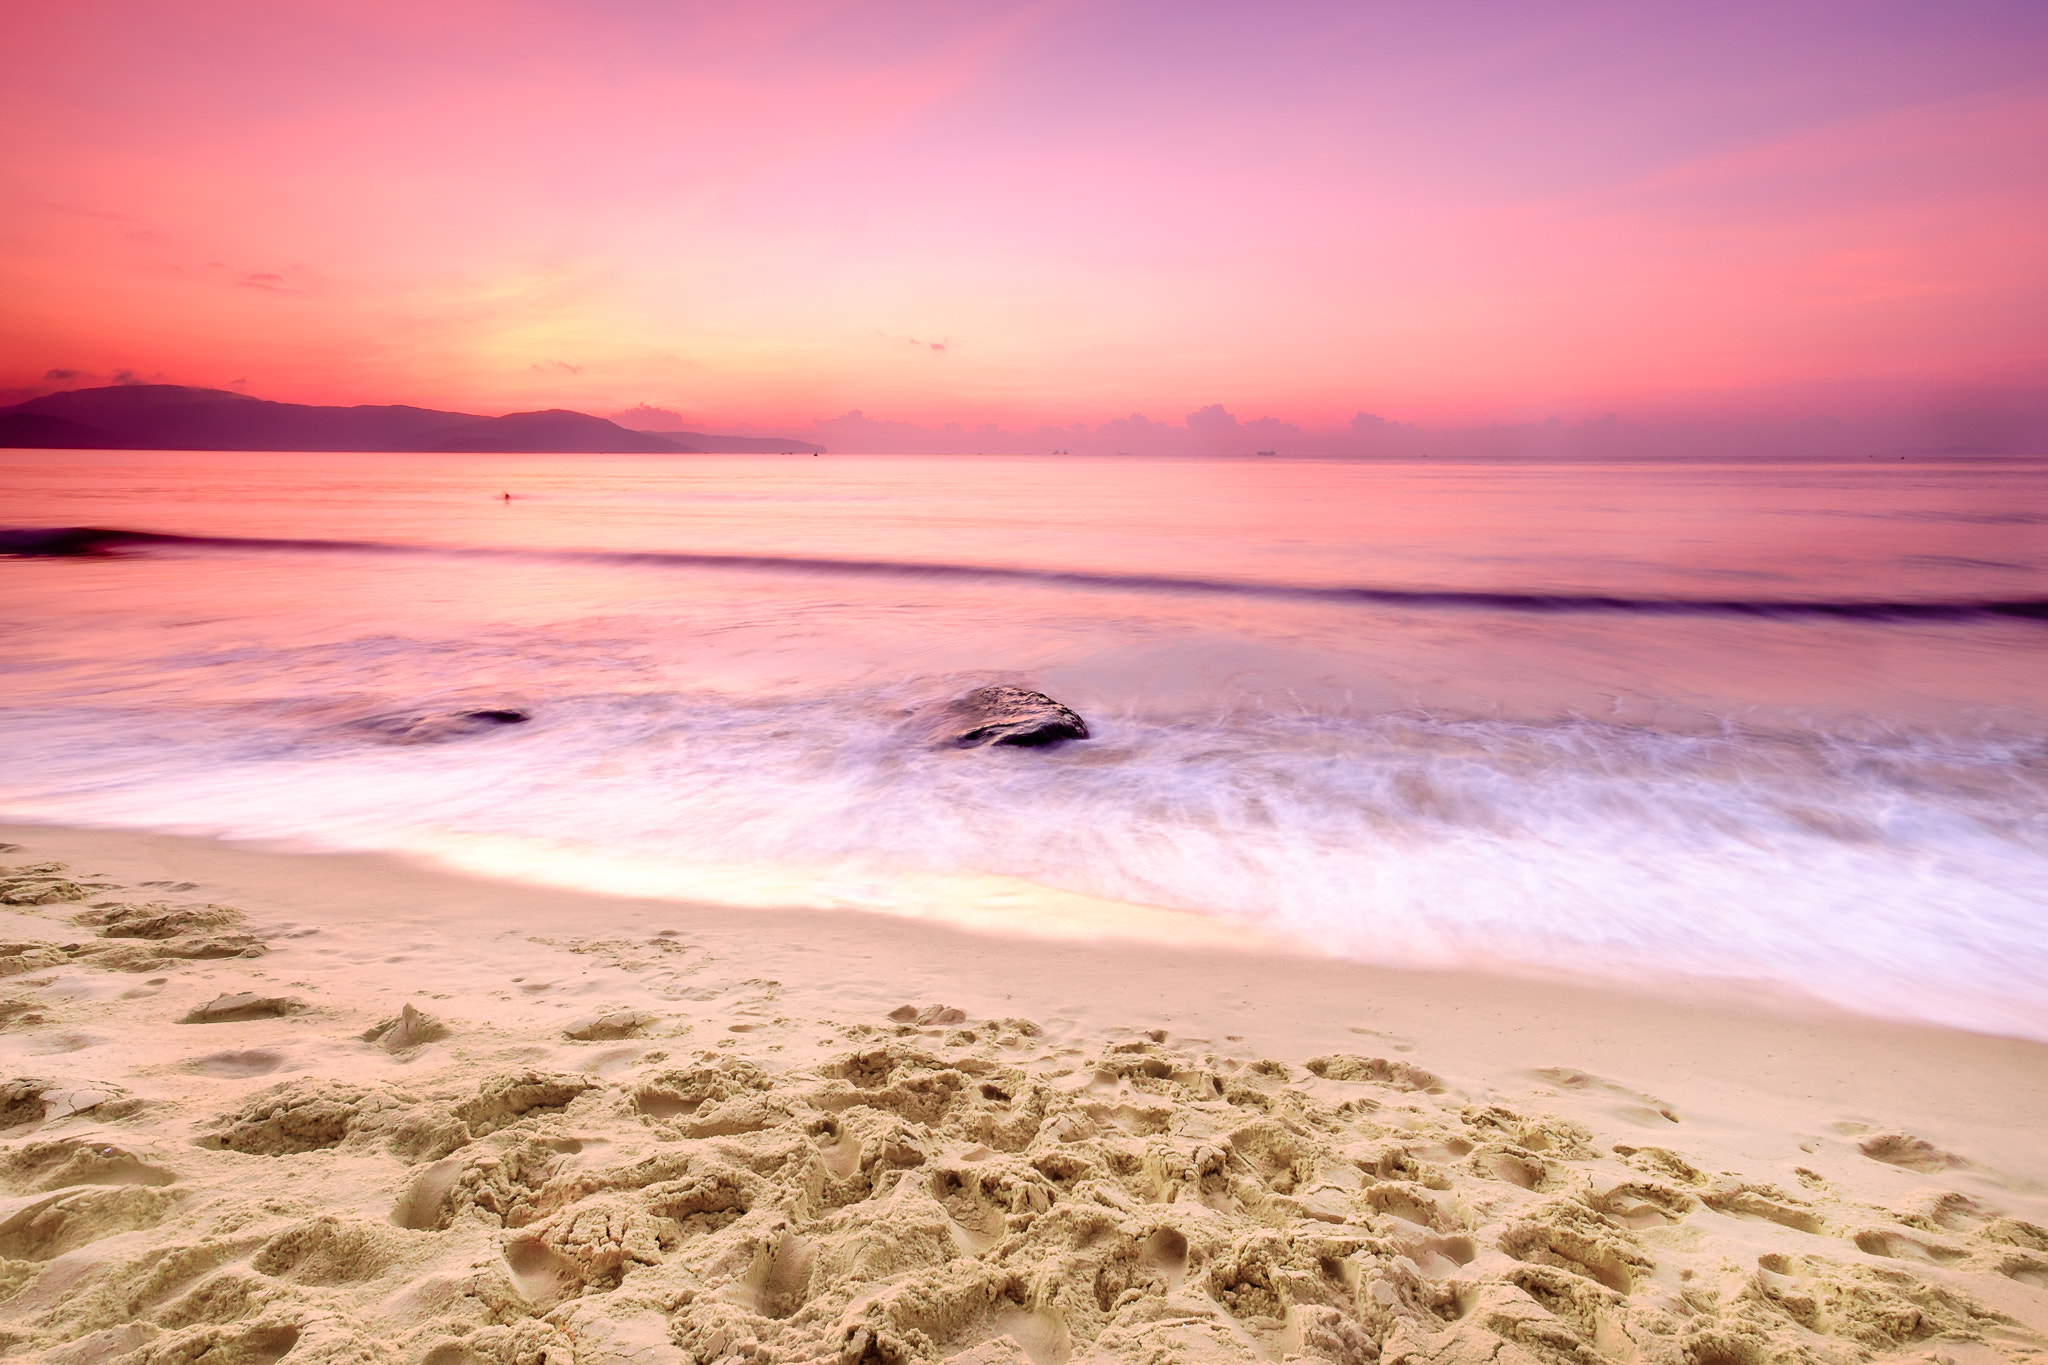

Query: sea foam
left=6, top=678, right=2044, bottom=1040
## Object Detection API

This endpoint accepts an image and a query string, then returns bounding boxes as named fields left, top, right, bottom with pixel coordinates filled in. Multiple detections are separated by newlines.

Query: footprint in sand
left=1894, top=1189, right=2003, bottom=1233
left=117, top=976, right=171, bottom=1001
left=1852, top=1227, right=1972, bottom=1264
left=0, top=1181, right=176, bottom=1262
left=252, top=1216, right=414, bottom=1286
left=1700, top=1177, right=1826, bottom=1233
left=1999, top=1255, right=2048, bottom=1290
left=184, top=1048, right=289, bottom=1078
left=0, top=1138, right=177, bottom=1192
left=179, top=992, right=307, bottom=1023
left=1749, top=1250, right=2019, bottom=1351
left=563, top=1009, right=659, bottom=1041
left=1587, top=1179, right=1697, bottom=1228
left=21, top=1031, right=108, bottom=1056
left=1850, top=1128, right=1974, bottom=1173
left=1530, top=1065, right=1682, bottom=1125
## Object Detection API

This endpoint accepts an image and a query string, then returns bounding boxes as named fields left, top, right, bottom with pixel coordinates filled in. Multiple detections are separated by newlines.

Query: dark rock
left=349, top=708, right=529, bottom=744
left=941, top=686, right=1089, bottom=748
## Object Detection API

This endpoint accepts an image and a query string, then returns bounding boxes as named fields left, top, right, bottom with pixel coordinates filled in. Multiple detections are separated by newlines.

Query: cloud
left=874, top=331, right=952, bottom=354
left=706, top=395, right=2048, bottom=460
left=531, top=360, right=585, bottom=374
left=610, top=403, right=692, bottom=431
left=1092, top=412, right=1175, bottom=452
left=736, top=403, right=1318, bottom=456
left=1172, top=405, right=1307, bottom=453
left=43, top=368, right=84, bottom=380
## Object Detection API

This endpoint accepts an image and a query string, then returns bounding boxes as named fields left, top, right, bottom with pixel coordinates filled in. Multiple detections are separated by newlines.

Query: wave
left=5, top=682, right=2046, bottom=1040
left=7, top=525, right=2047, bottom=623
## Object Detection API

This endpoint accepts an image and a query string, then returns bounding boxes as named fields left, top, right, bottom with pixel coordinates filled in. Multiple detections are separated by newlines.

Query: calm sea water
left=4, top=450, right=2046, bottom=1037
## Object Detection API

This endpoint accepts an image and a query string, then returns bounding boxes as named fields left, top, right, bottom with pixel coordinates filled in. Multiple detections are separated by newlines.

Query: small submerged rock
left=348, top=708, right=530, bottom=744
left=940, top=686, right=1089, bottom=749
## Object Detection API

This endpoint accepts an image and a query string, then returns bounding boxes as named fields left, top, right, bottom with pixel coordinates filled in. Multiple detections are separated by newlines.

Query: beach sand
left=0, top=823, right=2042, bottom=1365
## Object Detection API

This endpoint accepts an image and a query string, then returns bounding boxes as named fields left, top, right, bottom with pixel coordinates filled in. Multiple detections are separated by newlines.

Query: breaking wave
left=5, top=674, right=2046, bottom=1040
left=5, top=525, right=2044, bottom=623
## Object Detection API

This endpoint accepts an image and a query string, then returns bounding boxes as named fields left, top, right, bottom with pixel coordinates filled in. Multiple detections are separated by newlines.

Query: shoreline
left=6, top=821, right=2045, bottom=1159
left=0, top=821, right=2044, bottom=1363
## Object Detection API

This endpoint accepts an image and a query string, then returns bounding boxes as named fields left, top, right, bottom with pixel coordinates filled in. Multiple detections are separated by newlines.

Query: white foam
left=5, top=684, right=2045, bottom=1041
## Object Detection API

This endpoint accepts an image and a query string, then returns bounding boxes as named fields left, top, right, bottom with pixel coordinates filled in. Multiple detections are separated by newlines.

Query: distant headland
left=0, top=385, right=826, bottom=454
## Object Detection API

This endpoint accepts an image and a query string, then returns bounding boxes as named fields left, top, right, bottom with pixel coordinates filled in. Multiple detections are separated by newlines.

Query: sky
left=4, top=0, right=2046, bottom=443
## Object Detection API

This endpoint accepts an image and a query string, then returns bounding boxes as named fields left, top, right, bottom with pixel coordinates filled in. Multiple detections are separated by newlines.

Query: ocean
left=4, top=449, right=2046, bottom=1039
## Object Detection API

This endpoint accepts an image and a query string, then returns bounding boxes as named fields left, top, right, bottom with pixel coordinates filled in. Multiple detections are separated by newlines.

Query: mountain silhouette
left=0, top=412, right=131, bottom=449
left=0, top=385, right=824, bottom=453
left=425, top=409, right=699, bottom=453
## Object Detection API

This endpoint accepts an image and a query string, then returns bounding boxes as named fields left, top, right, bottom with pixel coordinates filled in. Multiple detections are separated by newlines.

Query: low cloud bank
left=648, top=397, right=2048, bottom=460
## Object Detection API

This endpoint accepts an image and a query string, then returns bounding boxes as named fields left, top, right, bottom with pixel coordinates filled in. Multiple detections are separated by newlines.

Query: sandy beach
left=0, top=823, right=2040, bottom=1365
left=10, top=0, right=2048, bottom=1359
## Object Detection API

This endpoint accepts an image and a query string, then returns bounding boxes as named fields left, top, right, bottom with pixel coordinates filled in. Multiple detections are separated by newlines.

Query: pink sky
left=4, top=0, right=2045, bottom=433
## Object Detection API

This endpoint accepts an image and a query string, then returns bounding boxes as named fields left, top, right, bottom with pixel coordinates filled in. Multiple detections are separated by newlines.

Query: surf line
left=5, top=525, right=2046, bottom=623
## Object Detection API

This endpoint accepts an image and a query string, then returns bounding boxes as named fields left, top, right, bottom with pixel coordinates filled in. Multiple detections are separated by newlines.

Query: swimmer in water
left=501, top=491, right=511, bottom=502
